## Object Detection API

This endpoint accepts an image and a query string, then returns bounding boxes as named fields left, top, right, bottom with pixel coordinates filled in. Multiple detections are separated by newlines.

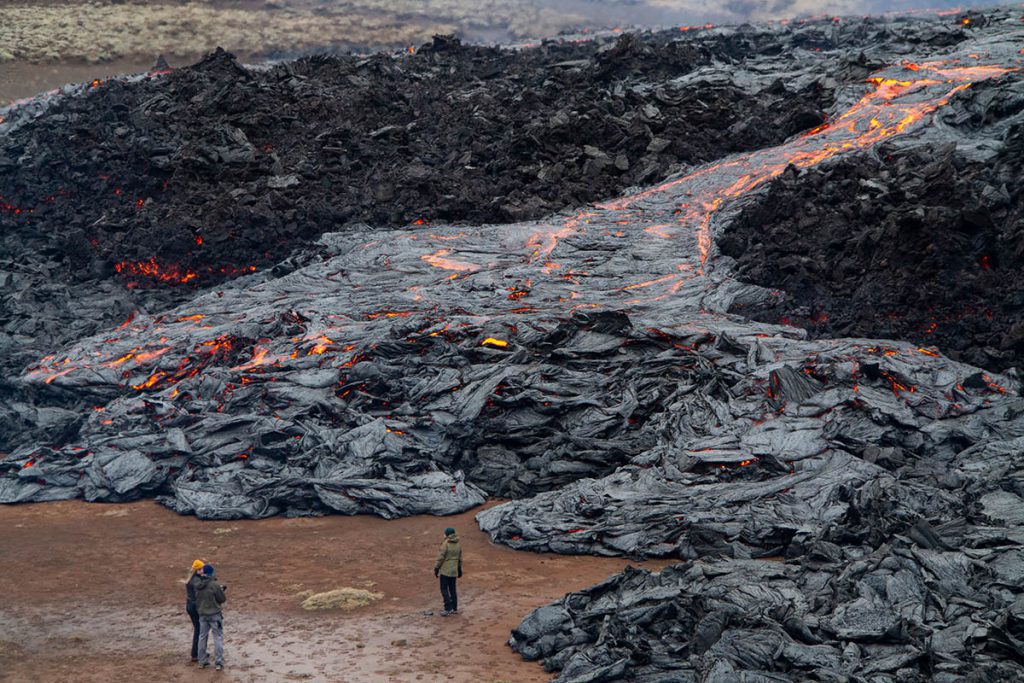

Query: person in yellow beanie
left=184, top=559, right=205, bottom=662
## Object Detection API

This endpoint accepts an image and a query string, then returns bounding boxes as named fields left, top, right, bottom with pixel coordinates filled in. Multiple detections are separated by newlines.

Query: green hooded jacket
left=195, top=575, right=227, bottom=616
left=434, top=534, right=462, bottom=577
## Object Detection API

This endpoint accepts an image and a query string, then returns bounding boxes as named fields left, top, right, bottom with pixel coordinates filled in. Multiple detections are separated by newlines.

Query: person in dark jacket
left=433, top=527, right=463, bottom=616
left=195, top=563, right=227, bottom=670
left=185, top=559, right=205, bottom=662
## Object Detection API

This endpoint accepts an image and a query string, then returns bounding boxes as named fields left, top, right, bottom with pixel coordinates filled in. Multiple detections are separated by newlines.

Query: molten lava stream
left=593, top=61, right=1015, bottom=301
left=420, top=248, right=480, bottom=273
left=402, top=62, right=1015, bottom=314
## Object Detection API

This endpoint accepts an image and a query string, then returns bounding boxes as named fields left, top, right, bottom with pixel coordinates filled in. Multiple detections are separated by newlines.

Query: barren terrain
left=0, top=499, right=668, bottom=682
left=0, top=0, right=579, bottom=101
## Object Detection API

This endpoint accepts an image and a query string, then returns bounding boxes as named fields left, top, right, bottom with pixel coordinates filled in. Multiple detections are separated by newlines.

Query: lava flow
left=21, top=57, right=1019, bottom=401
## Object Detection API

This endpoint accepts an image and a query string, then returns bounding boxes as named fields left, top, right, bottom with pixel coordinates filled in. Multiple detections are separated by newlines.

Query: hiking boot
left=440, top=610, right=452, bottom=616
left=215, top=664, right=223, bottom=671
left=200, top=662, right=209, bottom=669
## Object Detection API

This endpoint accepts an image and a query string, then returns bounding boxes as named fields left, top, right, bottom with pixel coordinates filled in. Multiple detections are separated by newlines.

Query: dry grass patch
left=299, top=587, right=383, bottom=611
left=0, top=0, right=585, bottom=64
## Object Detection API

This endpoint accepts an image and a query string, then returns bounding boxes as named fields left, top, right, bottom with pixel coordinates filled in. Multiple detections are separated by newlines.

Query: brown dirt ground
left=0, top=55, right=252, bottom=103
left=0, top=0, right=271, bottom=102
left=0, top=499, right=671, bottom=682
left=0, top=0, right=440, bottom=102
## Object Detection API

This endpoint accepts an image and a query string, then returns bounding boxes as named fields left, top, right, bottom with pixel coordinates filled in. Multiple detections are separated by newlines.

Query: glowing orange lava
left=308, top=336, right=334, bottom=355
left=115, top=258, right=198, bottom=285
left=421, top=249, right=480, bottom=273
left=114, top=259, right=257, bottom=286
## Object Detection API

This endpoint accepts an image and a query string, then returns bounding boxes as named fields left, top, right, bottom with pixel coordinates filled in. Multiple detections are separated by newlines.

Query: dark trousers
left=440, top=575, right=458, bottom=612
left=187, top=603, right=200, bottom=659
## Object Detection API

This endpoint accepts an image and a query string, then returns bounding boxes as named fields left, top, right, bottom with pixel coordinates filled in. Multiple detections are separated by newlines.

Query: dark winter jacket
left=435, top=534, right=462, bottom=578
left=195, top=575, right=227, bottom=616
left=186, top=572, right=203, bottom=608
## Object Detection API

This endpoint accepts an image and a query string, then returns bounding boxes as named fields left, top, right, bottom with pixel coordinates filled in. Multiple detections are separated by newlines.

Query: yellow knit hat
left=191, top=559, right=205, bottom=571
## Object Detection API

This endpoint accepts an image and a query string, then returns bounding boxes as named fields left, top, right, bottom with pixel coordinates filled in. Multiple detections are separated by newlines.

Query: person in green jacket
left=195, top=564, right=227, bottom=670
left=434, top=527, right=462, bottom=616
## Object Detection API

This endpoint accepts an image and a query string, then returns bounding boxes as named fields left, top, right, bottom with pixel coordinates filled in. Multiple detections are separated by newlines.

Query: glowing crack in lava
left=114, top=258, right=258, bottom=287
left=115, top=258, right=199, bottom=285
left=420, top=249, right=481, bottom=273
left=21, top=56, right=1019, bottom=404
left=0, top=194, right=32, bottom=215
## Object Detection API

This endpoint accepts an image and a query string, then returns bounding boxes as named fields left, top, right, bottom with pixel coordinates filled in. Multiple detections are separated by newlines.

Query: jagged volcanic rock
left=508, top=546, right=1024, bottom=681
